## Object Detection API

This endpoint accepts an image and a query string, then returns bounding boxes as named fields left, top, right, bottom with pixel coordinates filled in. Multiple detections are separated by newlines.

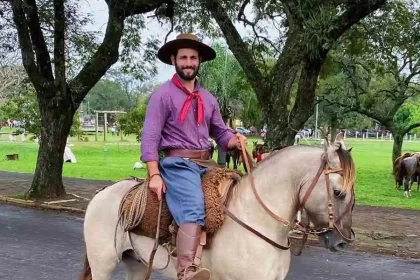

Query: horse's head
left=299, top=132, right=356, bottom=252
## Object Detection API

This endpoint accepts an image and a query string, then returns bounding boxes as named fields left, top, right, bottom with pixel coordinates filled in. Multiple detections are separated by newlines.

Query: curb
left=0, top=195, right=86, bottom=215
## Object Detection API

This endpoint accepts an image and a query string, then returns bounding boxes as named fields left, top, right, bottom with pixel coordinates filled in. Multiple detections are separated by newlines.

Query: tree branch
left=127, top=0, right=169, bottom=16
left=328, top=0, right=387, bottom=41
left=236, top=0, right=281, bottom=54
left=24, top=0, right=54, bottom=81
left=403, top=121, right=420, bottom=135
left=70, top=0, right=166, bottom=104
left=53, top=0, right=66, bottom=91
left=69, top=4, right=125, bottom=104
left=10, top=0, right=49, bottom=92
left=203, top=0, right=265, bottom=101
left=289, top=56, right=325, bottom=131
left=322, top=95, right=391, bottom=126
left=269, top=31, right=304, bottom=105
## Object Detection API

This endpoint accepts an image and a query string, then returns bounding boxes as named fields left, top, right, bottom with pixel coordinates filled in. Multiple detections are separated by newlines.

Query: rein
left=223, top=138, right=355, bottom=255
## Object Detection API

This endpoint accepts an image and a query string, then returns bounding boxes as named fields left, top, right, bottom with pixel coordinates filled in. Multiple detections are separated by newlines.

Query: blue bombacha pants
left=159, top=156, right=208, bottom=227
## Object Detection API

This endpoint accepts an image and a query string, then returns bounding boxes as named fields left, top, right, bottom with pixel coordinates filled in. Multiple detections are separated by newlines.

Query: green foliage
left=198, top=41, right=263, bottom=128
left=86, top=79, right=134, bottom=113
left=118, top=102, right=148, bottom=142
left=394, top=101, right=420, bottom=131
left=199, top=42, right=245, bottom=121
left=0, top=89, right=83, bottom=138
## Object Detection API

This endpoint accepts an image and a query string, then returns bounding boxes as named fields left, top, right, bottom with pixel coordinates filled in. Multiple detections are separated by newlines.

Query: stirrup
left=180, top=265, right=211, bottom=280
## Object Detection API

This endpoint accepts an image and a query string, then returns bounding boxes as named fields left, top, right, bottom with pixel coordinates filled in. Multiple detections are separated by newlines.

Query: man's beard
left=175, top=62, right=200, bottom=81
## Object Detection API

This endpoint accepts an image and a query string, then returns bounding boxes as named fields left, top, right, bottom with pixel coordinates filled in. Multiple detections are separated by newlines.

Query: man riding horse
left=140, top=33, right=248, bottom=280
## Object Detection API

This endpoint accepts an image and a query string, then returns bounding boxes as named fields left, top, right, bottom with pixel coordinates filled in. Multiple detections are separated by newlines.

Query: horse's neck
left=229, top=154, right=303, bottom=239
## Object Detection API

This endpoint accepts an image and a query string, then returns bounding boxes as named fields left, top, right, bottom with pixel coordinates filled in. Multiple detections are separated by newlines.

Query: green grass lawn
left=1, top=133, right=420, bottom=209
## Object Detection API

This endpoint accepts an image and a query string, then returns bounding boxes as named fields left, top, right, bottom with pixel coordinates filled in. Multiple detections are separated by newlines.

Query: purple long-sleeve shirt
left=140, top=79, right=236, bottom=162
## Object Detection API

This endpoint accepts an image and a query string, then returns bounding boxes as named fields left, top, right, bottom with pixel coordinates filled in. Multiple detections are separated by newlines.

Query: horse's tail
left=79, top=252, right=92, bottom=280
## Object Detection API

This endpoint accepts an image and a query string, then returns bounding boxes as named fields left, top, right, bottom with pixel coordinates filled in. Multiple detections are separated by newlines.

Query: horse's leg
left=404, top=177, right=410, bottom=198
left=84, top=241, right=119, bottom=280
left=226, top=154, right=230, bottom=168
left=122, top=254, right=146, bottom=280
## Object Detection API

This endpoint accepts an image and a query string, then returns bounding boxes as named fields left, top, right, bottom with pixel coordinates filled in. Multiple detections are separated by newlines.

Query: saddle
left=118, top=167, right=244, bottom=246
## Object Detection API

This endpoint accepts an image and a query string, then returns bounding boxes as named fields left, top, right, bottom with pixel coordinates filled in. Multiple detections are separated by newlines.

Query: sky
left=80, top=0, right=258, bottom=83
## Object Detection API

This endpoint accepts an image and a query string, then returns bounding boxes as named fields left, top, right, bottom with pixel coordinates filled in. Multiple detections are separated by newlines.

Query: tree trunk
left=392, top=132, right=404, bottom=165
left=264, top=113, right=296, bottom=149
left=265, top=56, right=326, bottom=149
left=330, top=116, right=338, bottom=143
left=26, top=95, right=75, bottom=199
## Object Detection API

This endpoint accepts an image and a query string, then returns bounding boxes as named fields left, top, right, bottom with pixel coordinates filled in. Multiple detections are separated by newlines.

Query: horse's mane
left=251, top=144, right=356, bottom=193
left=335, top=147, right=356, bottom=193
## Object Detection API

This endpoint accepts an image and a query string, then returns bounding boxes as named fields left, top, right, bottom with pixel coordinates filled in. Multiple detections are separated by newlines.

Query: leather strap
left=238, top=137, right=291, bottom=227
left=223, top=205, right=291, bottom=250
left=163, top=149, right=210, bottom=160
left=299, top=158, right=327, bottom=210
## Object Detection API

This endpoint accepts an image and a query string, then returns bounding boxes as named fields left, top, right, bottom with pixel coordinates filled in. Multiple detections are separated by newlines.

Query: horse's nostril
left=336, top=241, right=347, bottom=250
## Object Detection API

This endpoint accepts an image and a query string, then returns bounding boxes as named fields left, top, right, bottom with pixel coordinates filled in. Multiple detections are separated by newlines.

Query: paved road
left=1, top=203, right=419, bottom=280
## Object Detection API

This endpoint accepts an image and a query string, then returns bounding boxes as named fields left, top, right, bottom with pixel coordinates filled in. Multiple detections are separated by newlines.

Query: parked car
left=235, top=127, right=251, bottom=135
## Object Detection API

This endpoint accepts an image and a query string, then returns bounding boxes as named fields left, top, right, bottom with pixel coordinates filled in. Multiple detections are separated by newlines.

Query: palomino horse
left=79, top=133, right=355, bottom=280
left=394, top=152, right=420, bottom=197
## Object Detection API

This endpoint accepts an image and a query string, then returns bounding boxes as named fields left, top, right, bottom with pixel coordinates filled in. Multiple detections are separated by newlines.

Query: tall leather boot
left=176, top=223, right=210, bottom=280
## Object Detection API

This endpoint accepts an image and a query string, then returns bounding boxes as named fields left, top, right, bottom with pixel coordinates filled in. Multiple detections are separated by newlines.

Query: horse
left=212, top=142, right=241, bottom=170
left=252, top=141, right=269, bottom=163
left=79, top=133, right=356, bottom=280
left=394, top=152, right=420, bottom=197
left=225, top=149, right=240, bottom=169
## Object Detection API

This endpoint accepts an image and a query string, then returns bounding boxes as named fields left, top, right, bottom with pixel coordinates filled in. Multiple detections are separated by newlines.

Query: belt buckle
left=200, top=151, right=208, bottom=160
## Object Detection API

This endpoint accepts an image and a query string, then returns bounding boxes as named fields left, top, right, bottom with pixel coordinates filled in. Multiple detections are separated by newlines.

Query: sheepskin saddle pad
left=118, top=167, right=243, bottom=244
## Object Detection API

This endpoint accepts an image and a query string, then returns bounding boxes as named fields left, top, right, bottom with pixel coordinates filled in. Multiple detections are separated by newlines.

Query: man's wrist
left=149, top=173, right=161, bottom=180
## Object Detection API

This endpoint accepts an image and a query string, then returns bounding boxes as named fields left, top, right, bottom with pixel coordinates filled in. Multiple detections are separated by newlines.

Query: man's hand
left=228, top=133, right=248, bottom=150
left=149, top=174, right=166, bottom=201
left=236, top=133, right=248, bottom=149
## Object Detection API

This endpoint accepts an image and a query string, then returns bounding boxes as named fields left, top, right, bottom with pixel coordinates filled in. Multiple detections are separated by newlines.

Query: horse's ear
left=348, top=147, right=353, bottom=153
left=324, top=137, right=341, bottom=168
left=333, top=132, right=346, bottom=150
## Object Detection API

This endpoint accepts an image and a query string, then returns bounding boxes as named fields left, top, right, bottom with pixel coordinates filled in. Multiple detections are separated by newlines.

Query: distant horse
left=226, top=149, right=241, bottom=169
left=210, top=139, right=215, bottom=159
left=393, top=152, right=420, bottom=197
left=252, top=141, right=270, bottom=163
left=213, top=142, right=241, bottom=170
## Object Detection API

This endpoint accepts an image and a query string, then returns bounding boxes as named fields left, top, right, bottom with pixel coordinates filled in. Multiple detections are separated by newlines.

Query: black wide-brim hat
left=157, top=33, right=216, bottom=65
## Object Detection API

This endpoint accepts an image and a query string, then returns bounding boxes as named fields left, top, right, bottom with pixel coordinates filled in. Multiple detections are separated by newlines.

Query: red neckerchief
left=256, top=153, right=262, bottom=162
left=171, top=74, right=204, bottom=124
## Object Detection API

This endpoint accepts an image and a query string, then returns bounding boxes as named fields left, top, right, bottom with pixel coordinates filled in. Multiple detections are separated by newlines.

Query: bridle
left=292, top=157, right=355, bottom=255
left=223, top=138, right=355, bottom=255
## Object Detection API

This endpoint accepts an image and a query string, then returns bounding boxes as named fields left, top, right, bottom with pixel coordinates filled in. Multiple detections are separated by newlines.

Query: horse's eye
left=334, top=190, right=345, bottom=198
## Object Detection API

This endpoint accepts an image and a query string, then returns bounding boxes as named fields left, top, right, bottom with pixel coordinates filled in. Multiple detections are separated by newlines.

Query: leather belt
left=163, top=149, right=210, bottom=160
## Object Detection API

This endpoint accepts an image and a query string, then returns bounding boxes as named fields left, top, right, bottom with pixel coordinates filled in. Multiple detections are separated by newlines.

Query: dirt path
left=1, top=171, right=419, bottom=259
left=350, top=205, right=420, bottom=259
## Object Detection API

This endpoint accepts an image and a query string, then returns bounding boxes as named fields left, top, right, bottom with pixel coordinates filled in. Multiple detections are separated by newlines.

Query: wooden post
left=95, top=112, right=98, bottom=141
left=104, top=113, right=108, bottom=141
